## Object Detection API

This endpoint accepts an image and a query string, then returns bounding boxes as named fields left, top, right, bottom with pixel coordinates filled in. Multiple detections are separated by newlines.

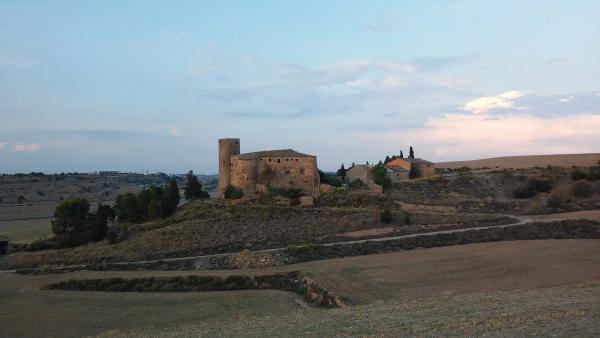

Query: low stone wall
left=45, top=271, right=344, bottom=308
left=18, top=219, right=599, bottom=275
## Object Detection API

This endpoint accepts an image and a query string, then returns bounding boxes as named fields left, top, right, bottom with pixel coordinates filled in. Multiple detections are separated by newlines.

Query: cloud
left=463, top=91, right=528, bottom=114
left=0, top=142, right=6, bottom=149
left=169, top=125, right=182, bottom=137
left=0, top=55, right=42, bottom=68
left=13, top=143, right=42, bottom=152
left=355, top=91, right=600, bottom=160
left=559, top=95, right=575, bottom=103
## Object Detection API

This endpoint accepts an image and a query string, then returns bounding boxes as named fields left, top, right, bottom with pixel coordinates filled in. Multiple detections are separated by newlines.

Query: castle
left=218, top=138, right=320, bottom=197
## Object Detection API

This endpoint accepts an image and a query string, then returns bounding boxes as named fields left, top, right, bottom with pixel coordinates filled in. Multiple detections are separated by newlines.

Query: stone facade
left=219, top=139, right=320, bottom=197
left=386, top=158, right=435, bottom=179
left=346, top=165, right=373, bottom=185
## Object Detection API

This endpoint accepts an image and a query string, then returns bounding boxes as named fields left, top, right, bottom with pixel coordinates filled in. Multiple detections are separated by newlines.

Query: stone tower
left=218, top=138, right=240, bottom=196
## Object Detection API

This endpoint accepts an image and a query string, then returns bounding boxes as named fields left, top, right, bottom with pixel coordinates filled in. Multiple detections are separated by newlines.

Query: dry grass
left=2, top=240, right=599, bottom=337
left=437, top=153, right=600, bottom=169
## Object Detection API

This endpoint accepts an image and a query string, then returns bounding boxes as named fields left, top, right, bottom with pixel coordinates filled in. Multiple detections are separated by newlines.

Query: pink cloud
left=356, top=112, right=600, bottom=160
left=13, top=143, right=42, bottom=152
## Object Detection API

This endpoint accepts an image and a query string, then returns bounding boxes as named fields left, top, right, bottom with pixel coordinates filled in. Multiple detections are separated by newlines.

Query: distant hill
left=436, top=153, right=600, bottom=170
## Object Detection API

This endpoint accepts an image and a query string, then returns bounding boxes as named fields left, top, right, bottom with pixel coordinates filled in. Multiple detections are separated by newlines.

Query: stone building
left=386, top=158, right=435, bottom=178
left=346, top=164, right=373, bottom=184
left=218, top=138, right=320, bottom=197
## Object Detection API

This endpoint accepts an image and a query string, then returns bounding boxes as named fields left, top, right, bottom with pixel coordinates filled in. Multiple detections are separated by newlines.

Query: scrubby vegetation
left=223, top=185, right=244, bottom=199
left=371, top=164, right=392, bottom=188
left=318, top=170, right=342, bottom=187
left=572, top=181, right=594, bottom=198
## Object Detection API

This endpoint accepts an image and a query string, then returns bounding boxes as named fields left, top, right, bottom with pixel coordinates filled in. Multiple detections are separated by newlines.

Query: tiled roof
left=388, top=158, right=433, bottom=165
left=237, top=149, right=315, bottom=160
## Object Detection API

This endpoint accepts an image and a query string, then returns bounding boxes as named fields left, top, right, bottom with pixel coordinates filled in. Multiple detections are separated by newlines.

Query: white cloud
left=13, top=143, right=42, bottom=152
left=0, top=55, right=42, bottom=68
left=559, top=95, right=575, bottom=103
left=463, top=90, right=528, bottom=114
left=170, top=126, right=182, bottom=137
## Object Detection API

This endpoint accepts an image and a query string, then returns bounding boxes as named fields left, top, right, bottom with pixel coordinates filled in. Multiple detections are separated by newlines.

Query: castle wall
left=218, top=138, right=240, bottom=196
left=230, top=157, right=258, bottom=195
left=256, top=156, right=319, bottom=195
left=230, top=155, right=319, bottom=197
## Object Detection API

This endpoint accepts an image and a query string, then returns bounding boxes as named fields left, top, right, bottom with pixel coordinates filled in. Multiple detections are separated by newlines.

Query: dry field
left=437, top=153, right=600, bottom=169
left=1, top=239, right=599, bottom=337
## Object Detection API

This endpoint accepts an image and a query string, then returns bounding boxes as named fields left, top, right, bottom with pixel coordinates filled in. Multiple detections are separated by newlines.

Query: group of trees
left=184, top=170, right=210, bottom=200
left=114, top=178, right=180, bottom=223
left=383, top=146, right=415, bottom=164
left=51, top=198, right=114, bottom=244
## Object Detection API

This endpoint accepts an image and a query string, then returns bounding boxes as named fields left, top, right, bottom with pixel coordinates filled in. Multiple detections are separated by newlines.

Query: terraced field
left=2, top=239, right=599, bottom=337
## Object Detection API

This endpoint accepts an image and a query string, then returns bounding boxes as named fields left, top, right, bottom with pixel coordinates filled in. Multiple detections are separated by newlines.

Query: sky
left=0, top=0, right=599, bottom=174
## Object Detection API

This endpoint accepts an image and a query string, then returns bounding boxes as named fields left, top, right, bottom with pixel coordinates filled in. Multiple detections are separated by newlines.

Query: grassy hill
left=437, top=153, right=600, bottom=169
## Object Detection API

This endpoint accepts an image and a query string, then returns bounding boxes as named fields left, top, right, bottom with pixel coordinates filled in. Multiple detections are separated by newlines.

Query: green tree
left=371, top=164, right=391, bottom=188
left=336, top=163, right=347, bottom=179
left=114, top=192, right=141, bottom=223
left=161, top=178, right=180, bottom=218
left=184, top=170, right=203, bottom=200
left=409, top=165, right=420, bottom=179
left=400, top=150, right=404, bottom=158
left=384, top=156, right=391, bottom=164
left=409, top=146, right=414, bottom=158
left=51, top=198, right=90, bottom=235
left=87, top=203, right=113, bottom=241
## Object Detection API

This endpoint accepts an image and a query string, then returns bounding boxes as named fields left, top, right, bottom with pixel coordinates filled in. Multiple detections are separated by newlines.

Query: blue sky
left=1, top=0, right=599, bottom=174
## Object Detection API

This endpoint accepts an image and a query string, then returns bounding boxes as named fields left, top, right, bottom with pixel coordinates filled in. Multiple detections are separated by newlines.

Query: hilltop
left=437, top=153, right=600, bottom=170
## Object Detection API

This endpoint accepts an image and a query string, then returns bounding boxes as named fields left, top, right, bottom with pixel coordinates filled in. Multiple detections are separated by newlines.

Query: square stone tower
left=218, top=138, right=240, bottom=196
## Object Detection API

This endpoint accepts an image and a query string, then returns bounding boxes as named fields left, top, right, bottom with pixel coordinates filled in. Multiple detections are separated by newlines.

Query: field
left=1, top=239, right=599, bottom=337
left=0, top=202, right=113, bottom=244
left=437, top=153, right=600, bottom=169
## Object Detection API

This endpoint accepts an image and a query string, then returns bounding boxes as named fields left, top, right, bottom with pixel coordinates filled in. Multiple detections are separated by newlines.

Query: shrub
left=546, top=194, right=567, bottom=211
left=571, top=168, right=587, bottom=181
left=587, top=166, right=600, bottom=181
left=527, top=177, right=553, bottom=193
left=223, top=185, right=244, bottom=199
left=380, top=209, right=392, bottom=224
left=318, top=170, right=342, bottom=187
left=349, top=179, right=365, bottom=189
left=572, top=181, right=593, bottom=198
left=512, top=186, right=537, bottom=199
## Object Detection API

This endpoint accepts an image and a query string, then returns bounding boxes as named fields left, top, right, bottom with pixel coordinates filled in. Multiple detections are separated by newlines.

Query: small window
left=299, top=167, right=305, bottom=175
left=304, top=180, right=308, bottom=183
left=286, top=159, right=289, bottom=161
left=295, top=159, right=298, bottom=162
left=277, top=159, right=281, bottom=163
left=235, top=141, right=238, bottom=144
left=269, top=158, right=272, bottom=162
left=285, top=169, right=291, bottom=175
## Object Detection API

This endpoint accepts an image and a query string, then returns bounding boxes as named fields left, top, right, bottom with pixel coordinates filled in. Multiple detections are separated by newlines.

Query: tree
left=184, top=170, right=203, bottom=200
left=336, top=163, right=347, bottom=179
left=114, top=192, right=141, bottom=223
left=409, top=146, right=414, bottom=159
left=384, top=155, right=391, bottom=164
left=400, top=150, right=404, bottom=159
left=371, top=163, right=391, bottom=188
left=161, top=177, right=180, bottom=218
left=52, top=198, right=90, bottom=235
left=88, top=203, right=113, bottom=241
left=378, top=160, right=383, bottom=165
left=409, top=164, right=421, bottom=179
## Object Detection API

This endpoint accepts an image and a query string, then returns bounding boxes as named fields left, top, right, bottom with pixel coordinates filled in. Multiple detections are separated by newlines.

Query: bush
left=318, top=170, right=342, bottom=187
left=571, top=168, right=587, bottom=181
left=512, top=186, right=537, bottom=199
left=528, top=177, right=553, bottom=193
left=223, top=185, right=244, bottom=199
left=371, top=164, right=391, bottom=188
left=546, top=194, right=567, bottom=211
left=380, top=209, right=392, bottom=224
left=572, top=181, right=593, bottom=198
left=587, top=166, right=600, bottom=181
left=349, top=179, right=365, bottom=189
